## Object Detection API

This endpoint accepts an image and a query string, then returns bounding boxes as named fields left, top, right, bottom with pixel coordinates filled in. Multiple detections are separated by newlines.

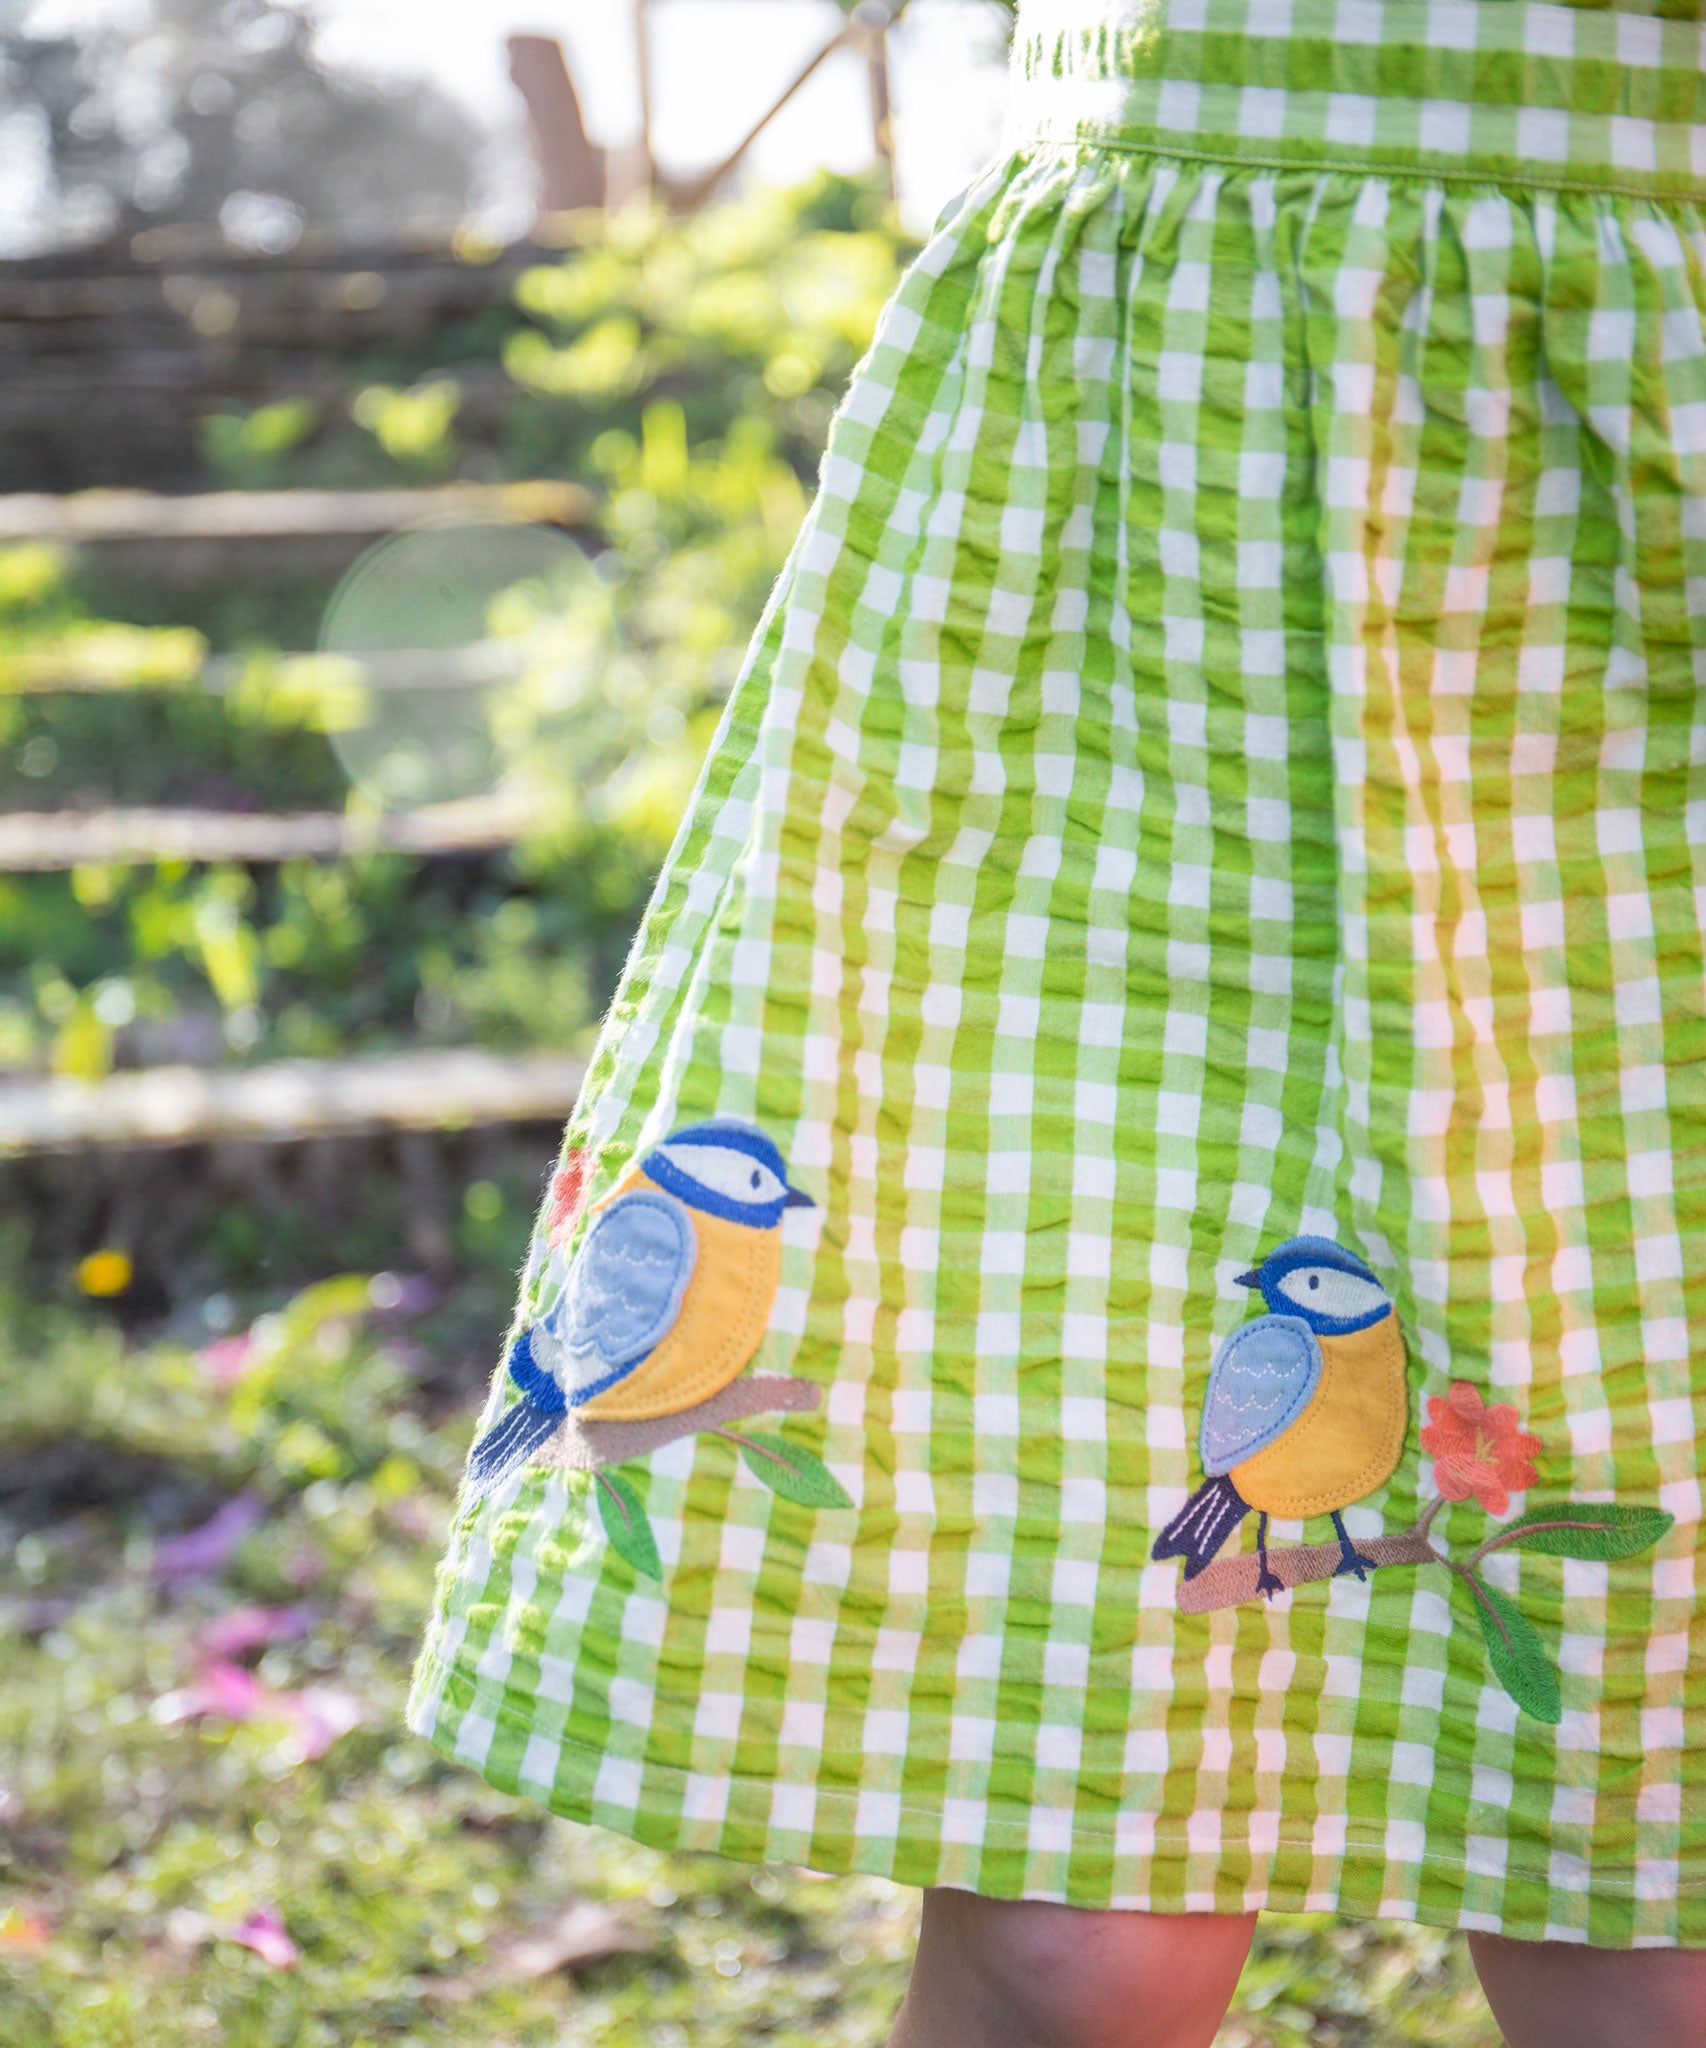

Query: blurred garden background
left=0, top=2, right=1510, bottom=2041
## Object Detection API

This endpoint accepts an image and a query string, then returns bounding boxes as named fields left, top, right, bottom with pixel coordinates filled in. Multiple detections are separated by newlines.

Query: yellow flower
left=75, top=1250, right=133, bottom=1297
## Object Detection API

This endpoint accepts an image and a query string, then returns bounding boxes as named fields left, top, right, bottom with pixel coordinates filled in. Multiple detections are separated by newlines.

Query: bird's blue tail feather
left=465, top=1397, right=560, bottom=1496
left=1151, top=1473, right=1251, bottom=1579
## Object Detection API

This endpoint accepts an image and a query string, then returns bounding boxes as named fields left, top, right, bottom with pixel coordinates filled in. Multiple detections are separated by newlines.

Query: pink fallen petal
left=198, top=1604, right=314, bottom=1663
left=154, top=1661, right=270, bottom=1727
left=277, top=1683, right=365, bottom=1761
left=152, top=1493, right=265, bottom=1581
left=227, top=1908, right=300, bottom=1969
left=155, top=1658, right=364, bottom=1762
left=200, top=1333, right=257, bottom=1385
left=199, top=1661, right=273, bottom=1718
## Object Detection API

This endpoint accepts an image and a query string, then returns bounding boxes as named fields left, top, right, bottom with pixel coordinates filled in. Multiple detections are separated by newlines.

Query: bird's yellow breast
left=575, top=1166, right=783, bottom=1421
left=1231, top=1313, right=1408, bottom=1519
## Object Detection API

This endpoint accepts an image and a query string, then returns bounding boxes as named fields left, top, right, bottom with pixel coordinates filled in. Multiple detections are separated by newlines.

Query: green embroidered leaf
left=1482, top=1501, right=1674, bottom=1563
left=728, top=1431, right=853, bottom=1510
left=596, top=1469, right=662, bottom=1580
left=1463, top=1574, right=1561, bottom=1725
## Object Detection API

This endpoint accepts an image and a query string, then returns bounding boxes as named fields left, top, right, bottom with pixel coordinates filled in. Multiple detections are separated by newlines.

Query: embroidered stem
left=1464, top=1514, right=1604, bottom=1572
left=1413, top=1493, right=1447, bottom=1542
left=594, top=1469, right=632, bottom=1533
left=713, top=1427, right=790, bottom=1471
left=1450, top=1557, right=1514, bottom=1650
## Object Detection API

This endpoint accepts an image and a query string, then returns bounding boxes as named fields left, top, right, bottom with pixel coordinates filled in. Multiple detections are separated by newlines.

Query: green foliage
left=0, top=545, right=203, bottom=699
left=0, top=174, right=908, bottom=1087
left=349, top=379, right=462, bottom=470
left=0, top=1273, right=902, bottom=2045
left=502, top=177, right=897, bottom=484
left=200, top=402, right=323, bottom=490
left=1221, top=1917, right=1500, bottom=2048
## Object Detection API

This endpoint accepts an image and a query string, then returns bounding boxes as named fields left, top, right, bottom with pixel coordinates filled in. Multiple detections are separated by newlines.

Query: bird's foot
left=1329, top=1513, right=1379, bottom=1581
left=1332, top=1541, right=1382, bottom=1581
left=1255, top=1565, right=1286, bottom=1600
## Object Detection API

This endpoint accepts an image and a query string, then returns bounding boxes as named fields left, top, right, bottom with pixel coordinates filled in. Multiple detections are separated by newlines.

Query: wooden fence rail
left=6, top=644, right=534, bottom=696
left=0, top=1048, right=587, bottom=1154
left=0, top=792, right=548, bottom=871
left=0, top=480, right=592, bottom=546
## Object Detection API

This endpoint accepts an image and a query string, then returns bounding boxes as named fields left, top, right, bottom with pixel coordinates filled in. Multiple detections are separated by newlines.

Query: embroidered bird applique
left=1151, top=1236, right=1409, bottom=1598
left=465, top=1117, right=815, bottom=1495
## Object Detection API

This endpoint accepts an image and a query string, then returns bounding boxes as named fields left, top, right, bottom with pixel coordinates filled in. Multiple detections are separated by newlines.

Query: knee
left=913, top=1891, right=1255, bottom=2048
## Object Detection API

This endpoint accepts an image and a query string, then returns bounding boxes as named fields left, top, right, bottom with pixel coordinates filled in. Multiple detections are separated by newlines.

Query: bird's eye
left=1276, top=1265, right=1388, bottom=1322
left=654, top=1140, right=785, bottom=1207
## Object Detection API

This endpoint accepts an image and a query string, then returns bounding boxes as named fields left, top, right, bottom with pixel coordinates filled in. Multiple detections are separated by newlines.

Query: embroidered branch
left=533, top=1373, right=822, bottom=1472
left=1176, top=1512, right=1443, bottom=1613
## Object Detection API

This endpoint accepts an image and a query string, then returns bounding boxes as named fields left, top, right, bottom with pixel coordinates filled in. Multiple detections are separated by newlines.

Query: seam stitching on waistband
left=1020, top=129, right=1706, bottom=206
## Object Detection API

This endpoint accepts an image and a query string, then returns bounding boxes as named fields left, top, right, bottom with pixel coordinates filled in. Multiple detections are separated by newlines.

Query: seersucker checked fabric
left=413, top=0, right=1706, bottom=1945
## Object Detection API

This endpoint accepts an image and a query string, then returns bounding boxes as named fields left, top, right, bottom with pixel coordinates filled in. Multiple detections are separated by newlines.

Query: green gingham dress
left=413, top=0, right=1706, bottom=1945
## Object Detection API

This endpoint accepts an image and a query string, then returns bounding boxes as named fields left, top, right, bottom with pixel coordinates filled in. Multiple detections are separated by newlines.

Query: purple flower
left=152, top=1493, right=265, bottom=1582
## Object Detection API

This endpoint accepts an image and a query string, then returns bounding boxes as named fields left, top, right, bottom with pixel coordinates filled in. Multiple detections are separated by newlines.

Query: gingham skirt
left=413, top=0, right=1706, bottom=1944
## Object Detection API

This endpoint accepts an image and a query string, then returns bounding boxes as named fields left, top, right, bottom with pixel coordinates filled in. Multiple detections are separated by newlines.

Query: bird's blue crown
left=1237, top=1234, right=1392, bottom=1336
left=640, top=1117, right=814, bottom=1228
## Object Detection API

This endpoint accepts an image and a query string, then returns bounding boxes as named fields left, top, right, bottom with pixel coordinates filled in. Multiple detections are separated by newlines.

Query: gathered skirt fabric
left=413, top=0, right=1706, bottom=1944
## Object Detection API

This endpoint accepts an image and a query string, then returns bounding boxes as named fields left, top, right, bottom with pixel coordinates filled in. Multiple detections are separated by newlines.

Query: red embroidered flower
left=547, top=1150, right=590, bottom=1245
left=1420, top=1380, right=1542, bottom=1516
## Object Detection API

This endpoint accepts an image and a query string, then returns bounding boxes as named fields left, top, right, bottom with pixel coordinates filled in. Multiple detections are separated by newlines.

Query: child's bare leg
left=1467, top=1932, right=1706, bottom=2048
left=888, top=1890, right=1257, bottom=2048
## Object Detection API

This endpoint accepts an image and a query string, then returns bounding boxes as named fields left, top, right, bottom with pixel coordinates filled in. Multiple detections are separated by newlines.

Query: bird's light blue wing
left=535, top=1189, right=696, bottom=1402
left=1199, top=1313, right=1323, bottom=1475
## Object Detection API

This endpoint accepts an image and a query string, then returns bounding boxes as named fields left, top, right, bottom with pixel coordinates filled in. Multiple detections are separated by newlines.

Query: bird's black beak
left=784, top=1185, right=816, bottom=1209
left=1235, top=1268, right=1261, bottom=1289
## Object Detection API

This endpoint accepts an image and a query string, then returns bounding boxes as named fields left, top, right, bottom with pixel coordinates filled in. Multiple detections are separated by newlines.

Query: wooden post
left=507, top=36, right=606, bottom=215
left=634, top=0, right=659, bottom=196
left=858, top=3, right=895, bottom=200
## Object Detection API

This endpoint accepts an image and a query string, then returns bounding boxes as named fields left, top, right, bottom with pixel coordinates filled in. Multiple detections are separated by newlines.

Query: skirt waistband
left=1009, top=0, right=1706, bottom=199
